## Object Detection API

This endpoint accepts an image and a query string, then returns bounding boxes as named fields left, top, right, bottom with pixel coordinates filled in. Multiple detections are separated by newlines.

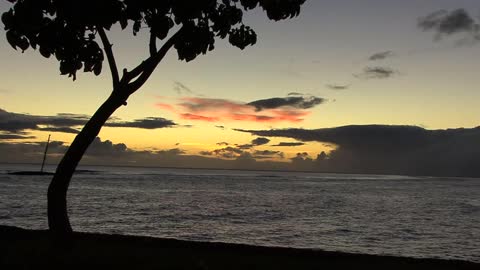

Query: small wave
left=256, top=174, right=282, bottom=178
left=0, top=215, right=12, bottom=220
left=75, top=170, right=102, bottom=175
left=0, top=210, right=11, bottom=220
left=458, top=201, right=480, bottom=214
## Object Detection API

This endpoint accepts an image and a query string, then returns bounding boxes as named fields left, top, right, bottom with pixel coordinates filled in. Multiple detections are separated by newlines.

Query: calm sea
left=0, top=163, right=479, bottom=262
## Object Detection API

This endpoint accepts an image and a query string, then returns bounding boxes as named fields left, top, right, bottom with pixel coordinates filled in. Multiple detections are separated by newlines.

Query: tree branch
left=127, top=27, right=185, bottom=93
left=97, top=26, right=120, bottom=89
left=124, top=28, right=178, bottom=83
left=149, top=31, right=157, bottom=56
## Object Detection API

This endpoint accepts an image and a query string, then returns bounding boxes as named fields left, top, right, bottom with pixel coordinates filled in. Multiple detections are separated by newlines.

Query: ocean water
left=0, top=163, right=479, bottom=262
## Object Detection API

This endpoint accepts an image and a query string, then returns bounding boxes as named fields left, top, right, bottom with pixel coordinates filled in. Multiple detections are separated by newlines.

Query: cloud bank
left=3, top=124, right=480, bottom=177
left=236, top=125, right=480, bottom=177
left=0, top=136, right=292, bottom=170
left=0, top=108, right=176, bottom=140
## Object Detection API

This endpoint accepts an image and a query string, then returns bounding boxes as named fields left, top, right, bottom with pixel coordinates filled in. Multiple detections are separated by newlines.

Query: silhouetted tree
left=2, top=0, right=306, bottom=238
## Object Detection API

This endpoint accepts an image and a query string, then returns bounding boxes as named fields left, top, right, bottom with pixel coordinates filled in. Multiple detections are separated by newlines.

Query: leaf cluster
left=2, top=0, right=305, bottom=80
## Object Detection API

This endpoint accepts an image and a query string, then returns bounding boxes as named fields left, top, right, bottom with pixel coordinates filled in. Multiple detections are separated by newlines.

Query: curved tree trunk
left=46, top=23, right=180, bottom=240
left=47, top=90, right=128, bottom=237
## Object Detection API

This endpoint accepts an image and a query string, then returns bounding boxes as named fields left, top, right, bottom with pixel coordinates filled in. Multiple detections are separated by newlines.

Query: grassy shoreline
left=1, top=225, right=478, bottom=269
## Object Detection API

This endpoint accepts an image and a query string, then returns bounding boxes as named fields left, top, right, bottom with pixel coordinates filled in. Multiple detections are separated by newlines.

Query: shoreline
left=1, top=225, right=478, bottom=269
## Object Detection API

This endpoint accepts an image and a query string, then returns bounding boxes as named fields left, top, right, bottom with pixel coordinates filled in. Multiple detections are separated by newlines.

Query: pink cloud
left=178, top=97, right=250, bottom=113
left=155, top=103, right=177, bottom=113
left=155, top=96, right=323, bottom=123
left=180, top=113, right=219, bottom=122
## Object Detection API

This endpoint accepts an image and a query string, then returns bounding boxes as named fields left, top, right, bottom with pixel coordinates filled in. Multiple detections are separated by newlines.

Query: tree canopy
left=2, top=0, right=305, bottom=80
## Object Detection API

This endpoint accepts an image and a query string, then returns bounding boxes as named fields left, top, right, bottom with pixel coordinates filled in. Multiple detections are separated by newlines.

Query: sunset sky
left=1, top=1, right=480, bottom=175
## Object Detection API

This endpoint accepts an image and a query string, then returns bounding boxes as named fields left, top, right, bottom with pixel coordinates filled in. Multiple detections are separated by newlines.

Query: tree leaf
left=6, top=30, right=19, bottom=50
left=1, top=10, right=14, bottom=29
left=39, top=46, right=51, bottom=58
left=93, top=62, right=102, bottom=76
left=17, top=36, right=29, bottom=52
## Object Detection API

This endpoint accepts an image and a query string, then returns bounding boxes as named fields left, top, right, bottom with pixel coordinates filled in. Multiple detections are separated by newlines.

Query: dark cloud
left=237, top=125, right=431, bottom=148
left=247, top=96, right=325, bottom=112
left=287, top=92, right=303, bottom=96
left=236, top=144, right=253, bottom=150
left=368, top=51, right=395, bottom=61
left=0, top=141, right=63, bottom=164
left=272, top=142, right=305, bottom=147
left=298, top=152, right=309, bottom=158
left=202, top=145, right=284, bottom=160
left=173, top=81, right=194, bottom=95
left=0, top=121, right=37, bottom=132
left=418, top=9, right=480, bottom=41
left=38, top=127, right=80, bottom=134
left=215, top=125, right=225, bottom=129
left=211, top=146, right=246, bottom=159
left=0, top=108, right=177, bottom=138
left=253, top=150, right=284, bottom=159
left=355, top=67, right=397, bottom=79
left=156, top=148, right=186, bottom=156
left=251, top=137, right=270, bottom=146
left=0, top=108, right=88, bottom=136
left=0, top=139, right=66, bottom=164
left=86, top=138, right=128, bottom=157
left=203, top=137, right=275, bottom=160
left=326, top=84, right=350, bottom=91
left=199, top=151, right=213, bottom=156
left=222, top=147, right=245, bottom=155
left=317, top=151, right=328, bottom=161
left=231, top=137, right=272, bottom=151
left=0, top=137, right=187, bottom=163
left=216, top=142, right=229, bottom=146
left=0, top=133, right=36, bottom=140
left=291, top=152, right=310, bottom=160
left=199, top=146, right=247, bottom=159
left=0, top=108, right=46, bottom=132
left=105, top=117, right=176, bottom=129
left=236, top=125, right=480, bottom=177
left=0, top=137, right=184, bottom=166
left=40, top=140, right=68, bottom=153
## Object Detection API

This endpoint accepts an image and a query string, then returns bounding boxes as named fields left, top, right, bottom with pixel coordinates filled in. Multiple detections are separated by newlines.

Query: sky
left=1, top=0, right=480, bottom=176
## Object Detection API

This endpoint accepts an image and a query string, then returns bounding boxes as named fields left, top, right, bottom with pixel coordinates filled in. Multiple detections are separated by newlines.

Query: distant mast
left=40, top=134, right=51, bottom=173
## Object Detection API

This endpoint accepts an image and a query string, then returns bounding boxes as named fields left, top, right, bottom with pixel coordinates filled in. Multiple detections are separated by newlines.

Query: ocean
left=0, top=163, right=479, bottom=262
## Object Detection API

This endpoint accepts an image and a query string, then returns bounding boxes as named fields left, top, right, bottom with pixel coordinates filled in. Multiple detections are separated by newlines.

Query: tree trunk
left=47, top=90, right=128, bottom=238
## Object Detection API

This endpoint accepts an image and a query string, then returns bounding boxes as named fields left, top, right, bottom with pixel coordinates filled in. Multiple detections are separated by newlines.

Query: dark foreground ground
left=1, top=226, right=478, bottom=270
